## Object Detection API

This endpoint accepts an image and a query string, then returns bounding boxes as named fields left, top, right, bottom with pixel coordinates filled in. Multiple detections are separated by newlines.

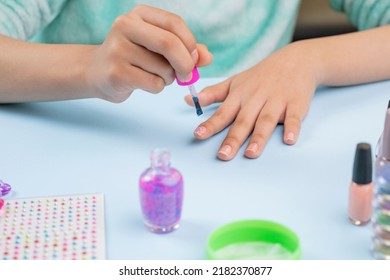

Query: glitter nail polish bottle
left=371, top=107, right=390, bottom=259
left=139, top=148, right=184, bottom=233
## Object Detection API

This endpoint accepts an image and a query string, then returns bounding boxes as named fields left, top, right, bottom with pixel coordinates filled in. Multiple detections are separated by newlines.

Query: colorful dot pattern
left=0, top=193, right=105, bottom=260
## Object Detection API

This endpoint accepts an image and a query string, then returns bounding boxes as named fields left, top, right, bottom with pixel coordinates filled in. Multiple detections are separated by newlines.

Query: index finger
left=131, top=5, right=198, bottom=65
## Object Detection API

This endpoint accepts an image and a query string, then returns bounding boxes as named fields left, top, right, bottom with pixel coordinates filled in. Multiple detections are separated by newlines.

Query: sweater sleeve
left=0, top=0, right=68, bottom=40
left=329, top=0, right=390, bottom=30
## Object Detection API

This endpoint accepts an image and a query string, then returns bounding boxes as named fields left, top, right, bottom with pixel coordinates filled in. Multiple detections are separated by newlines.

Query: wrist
left=78, top=45, right=101, bottom=99
left=284, top=40, right=326, bottom=87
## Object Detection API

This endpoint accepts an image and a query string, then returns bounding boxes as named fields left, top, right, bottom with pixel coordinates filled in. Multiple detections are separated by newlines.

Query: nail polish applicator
left=176, top=67, right=203, bottom=116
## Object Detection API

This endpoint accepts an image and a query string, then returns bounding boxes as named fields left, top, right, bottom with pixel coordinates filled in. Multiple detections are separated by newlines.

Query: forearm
left=0, top=34, right=95, bottom=103
left=292, top=25, right=390, bottom=86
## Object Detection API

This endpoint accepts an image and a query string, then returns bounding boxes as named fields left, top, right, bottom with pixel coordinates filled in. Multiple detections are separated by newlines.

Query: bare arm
left=0, top=34, right=94, bottom=103
left=0, top=5, right=213, bottom=104
left=303, top=25, right=390, bottom=86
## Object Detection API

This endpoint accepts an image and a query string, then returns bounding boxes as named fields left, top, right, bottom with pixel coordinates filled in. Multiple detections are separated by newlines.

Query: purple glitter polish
left=0, top=180, right=11, bottom=196
left=139, top=149, right=184, bottom=233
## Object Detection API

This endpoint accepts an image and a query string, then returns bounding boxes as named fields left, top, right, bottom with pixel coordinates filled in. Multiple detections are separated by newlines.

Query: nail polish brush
left=176, top=67, right=203, bottom=116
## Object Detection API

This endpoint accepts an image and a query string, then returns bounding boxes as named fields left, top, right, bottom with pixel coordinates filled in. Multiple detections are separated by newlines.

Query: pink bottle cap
left=176, top=67, right=200, bottom=86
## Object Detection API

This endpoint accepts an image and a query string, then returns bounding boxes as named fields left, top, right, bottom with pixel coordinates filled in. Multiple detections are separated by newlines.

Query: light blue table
left=1, top=78, right=389, bottom=259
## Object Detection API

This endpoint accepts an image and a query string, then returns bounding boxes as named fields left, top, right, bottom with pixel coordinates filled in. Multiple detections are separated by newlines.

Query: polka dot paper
left=0, top=193, right=105, bottom=260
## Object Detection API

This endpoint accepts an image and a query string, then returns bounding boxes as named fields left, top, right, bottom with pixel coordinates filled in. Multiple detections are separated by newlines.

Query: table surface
left=1, top=78, right=389, bottom=260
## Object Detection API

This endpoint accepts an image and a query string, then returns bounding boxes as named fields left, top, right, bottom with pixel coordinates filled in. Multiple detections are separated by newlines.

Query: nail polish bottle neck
left=150, top=149, right=171, bottom=171
left=381, top=110, right=390, bottom=159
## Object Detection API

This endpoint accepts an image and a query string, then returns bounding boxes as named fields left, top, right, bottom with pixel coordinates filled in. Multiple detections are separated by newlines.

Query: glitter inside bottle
left=139, top=149, right=184, bottom=233
left=371, top=107, right=390, bottom=259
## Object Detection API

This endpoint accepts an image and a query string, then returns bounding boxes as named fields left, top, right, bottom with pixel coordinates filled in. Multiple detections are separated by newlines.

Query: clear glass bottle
left=371, top=108, right=390, bottom=259
left=139, top=148, right=184, bottom=233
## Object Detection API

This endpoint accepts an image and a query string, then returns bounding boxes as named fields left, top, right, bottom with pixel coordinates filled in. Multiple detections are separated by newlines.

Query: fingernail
left=246, top=143, right=258, bottom=153
left=178, top=73, right=192, bottom=83
left=194, top=126, right=206, bottom=137
left=185, top=72, right=193, bottom=82
left=191, top=49, right=199, bottom=64
left=176, top=71, right=193, bottom=83
left=286, top=132, right=295, bottom=144
left=218, top=145, right=232, bottom=157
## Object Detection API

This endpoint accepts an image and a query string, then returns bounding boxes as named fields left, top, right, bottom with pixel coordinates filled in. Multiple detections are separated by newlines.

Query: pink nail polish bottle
left=0, top=198, right=3, bottom=216
left=139, top=148, right=184, bottom=233
left=348, top=143, right=373, bottom=226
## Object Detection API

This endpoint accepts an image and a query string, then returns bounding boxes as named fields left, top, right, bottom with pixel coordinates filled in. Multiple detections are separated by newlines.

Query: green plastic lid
left=206, top=220, right=301, bottom=260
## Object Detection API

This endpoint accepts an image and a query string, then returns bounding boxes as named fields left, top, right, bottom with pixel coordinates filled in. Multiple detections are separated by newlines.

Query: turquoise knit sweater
left=0, top=0, right=389, bottom=77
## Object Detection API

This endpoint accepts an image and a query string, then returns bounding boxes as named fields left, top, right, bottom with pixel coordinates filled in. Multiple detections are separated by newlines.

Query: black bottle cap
left=352, top=143, right=372, bottom=184
left=388, top=100, right=390, bottom=109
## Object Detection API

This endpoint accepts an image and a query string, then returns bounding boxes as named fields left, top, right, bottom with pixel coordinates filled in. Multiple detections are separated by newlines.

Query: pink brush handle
left=176, top=67, right=200, bottom=86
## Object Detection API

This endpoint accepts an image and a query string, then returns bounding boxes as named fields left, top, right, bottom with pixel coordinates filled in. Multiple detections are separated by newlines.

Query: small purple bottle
left=139, top=149, right=184, bottom=233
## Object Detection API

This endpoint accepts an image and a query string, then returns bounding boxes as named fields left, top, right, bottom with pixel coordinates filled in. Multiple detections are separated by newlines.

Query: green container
left=206, top=220, right=301, bottom=260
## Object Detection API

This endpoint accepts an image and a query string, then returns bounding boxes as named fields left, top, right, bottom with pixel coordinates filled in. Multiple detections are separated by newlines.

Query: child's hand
left=186, top=42, right=319, bottom=160
left=85, top=4, right=212, bottom=103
